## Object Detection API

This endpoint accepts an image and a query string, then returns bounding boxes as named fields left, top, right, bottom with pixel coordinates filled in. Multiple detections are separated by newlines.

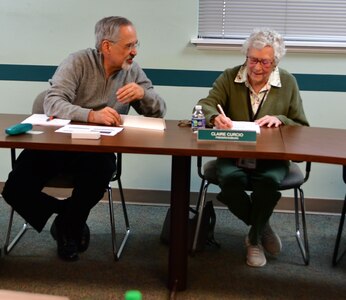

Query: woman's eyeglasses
left=247, top=56, right=274, bottom=67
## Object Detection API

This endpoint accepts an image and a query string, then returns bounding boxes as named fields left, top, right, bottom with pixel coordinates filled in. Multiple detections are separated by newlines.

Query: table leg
left=168, top=155, right=191, bottom=292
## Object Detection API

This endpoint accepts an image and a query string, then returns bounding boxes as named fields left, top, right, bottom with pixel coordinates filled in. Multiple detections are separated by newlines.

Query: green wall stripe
left=0, top=65, right=56, bottom=82
left=0, top=64, right=345, bottom=92
left=143, top=69, right=222, bottom=88
left=292, top=74, right=345, bottom=92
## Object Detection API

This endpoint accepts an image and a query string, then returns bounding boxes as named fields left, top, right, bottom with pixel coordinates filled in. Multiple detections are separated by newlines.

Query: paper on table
left=120, top=114, right=166, bottom=131
left=55, top=124, right=123, bottom=136
left=21, top=114, right=71, bottom=126
left=231, top=121, right=260, bottom=133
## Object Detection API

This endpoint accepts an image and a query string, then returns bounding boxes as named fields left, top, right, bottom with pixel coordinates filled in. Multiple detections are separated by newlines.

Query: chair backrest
left=32, top=90, right=47, bottom=114
left=11, top=90, right=47, bottom=168
left=30, top=90, right=75, bottom=188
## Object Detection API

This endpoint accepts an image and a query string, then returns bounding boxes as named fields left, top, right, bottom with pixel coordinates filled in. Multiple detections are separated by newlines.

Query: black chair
left=332, top=165, right=346, bottom=266
left=192, top=157, right=311, bottom=265
left=4, top=91, right=130, bottom=260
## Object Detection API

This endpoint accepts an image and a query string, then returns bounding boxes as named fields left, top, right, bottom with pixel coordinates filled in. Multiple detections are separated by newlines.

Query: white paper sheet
left=21, top=114, right=71, bottom=126
left=120, top=114, right=166, bottom=131
left=231, top=121, right=260, bottom=133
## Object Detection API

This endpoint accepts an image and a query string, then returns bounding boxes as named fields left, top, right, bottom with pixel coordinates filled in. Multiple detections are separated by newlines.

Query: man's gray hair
left=241, top=28, right=286, bottom=65
left=95, top=16, right=133, bottom=50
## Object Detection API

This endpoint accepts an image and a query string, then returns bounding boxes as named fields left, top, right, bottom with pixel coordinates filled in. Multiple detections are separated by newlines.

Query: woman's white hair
left=241, top=28, right=286, bottom=65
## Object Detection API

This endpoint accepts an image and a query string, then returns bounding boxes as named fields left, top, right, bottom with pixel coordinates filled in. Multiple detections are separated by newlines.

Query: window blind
left=198, top=0, right=346, bottom=43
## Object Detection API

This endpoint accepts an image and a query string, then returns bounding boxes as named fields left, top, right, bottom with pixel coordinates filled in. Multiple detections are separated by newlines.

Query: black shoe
left=57, top=237, right=79, bottom=262
left=50, top=218, right=90, bottom=253
left=50, top=218, right=79, bottom=261
left=78, top=223, right=90, bottom=253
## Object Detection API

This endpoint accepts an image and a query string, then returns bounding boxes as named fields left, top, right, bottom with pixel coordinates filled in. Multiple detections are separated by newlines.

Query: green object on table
left=124, top=290, right=142, bottom=300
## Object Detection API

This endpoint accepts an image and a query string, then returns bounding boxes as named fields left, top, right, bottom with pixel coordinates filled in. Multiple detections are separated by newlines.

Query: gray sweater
left=44, top=48, right=166, bottom=121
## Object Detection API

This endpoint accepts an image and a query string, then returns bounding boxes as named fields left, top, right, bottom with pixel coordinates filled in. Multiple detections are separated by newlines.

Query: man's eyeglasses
left=247, top=56, right=273, bottom=67
left=108, top=40, right=140, bottom=51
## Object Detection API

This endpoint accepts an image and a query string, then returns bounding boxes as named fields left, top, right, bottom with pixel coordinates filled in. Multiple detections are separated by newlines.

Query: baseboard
left=0, top=181, right=343, bottom=215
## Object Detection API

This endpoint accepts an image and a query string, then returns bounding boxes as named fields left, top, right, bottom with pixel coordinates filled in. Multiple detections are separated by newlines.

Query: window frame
left=192, top=0, right=346, bottom=54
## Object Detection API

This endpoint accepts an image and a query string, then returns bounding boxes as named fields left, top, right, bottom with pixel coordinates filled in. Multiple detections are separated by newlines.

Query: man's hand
left=255, top=115, right=282, bottom=127
left=214, top=114, right=233, bottom=129
left=116, top=83, right=144, bottom=104
left=88, top=107, right=121, bottom=126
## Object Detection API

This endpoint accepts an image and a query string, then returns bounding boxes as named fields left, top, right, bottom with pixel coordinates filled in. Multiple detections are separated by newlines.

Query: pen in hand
left=216, top=104, right=232, bottom=129
left=217, top=104, right=226, bottom=117
left=46, top=116, right=55, bottom=122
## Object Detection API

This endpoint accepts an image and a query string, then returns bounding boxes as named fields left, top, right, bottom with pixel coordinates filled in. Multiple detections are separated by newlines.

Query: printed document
left=55, top=124, right=123, bottom=136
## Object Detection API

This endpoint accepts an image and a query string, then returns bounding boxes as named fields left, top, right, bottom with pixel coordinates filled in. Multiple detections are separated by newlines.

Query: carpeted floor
left=0, top=197, right=345, bottom=300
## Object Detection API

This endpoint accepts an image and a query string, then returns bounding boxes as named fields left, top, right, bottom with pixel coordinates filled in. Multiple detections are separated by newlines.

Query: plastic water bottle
left=124, top=290, right=142, bottom=300
left=191, top=105, right=206, bottom=133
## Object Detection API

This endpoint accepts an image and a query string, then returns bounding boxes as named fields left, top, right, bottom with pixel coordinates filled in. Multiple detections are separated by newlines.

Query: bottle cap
left=124, top=290, right=142, bottom=300
left=195, top=105, right=202, bottom=110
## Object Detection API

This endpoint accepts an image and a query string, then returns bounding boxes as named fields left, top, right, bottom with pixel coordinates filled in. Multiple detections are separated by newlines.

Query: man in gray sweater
left=2, top=16, right=166, bottom=261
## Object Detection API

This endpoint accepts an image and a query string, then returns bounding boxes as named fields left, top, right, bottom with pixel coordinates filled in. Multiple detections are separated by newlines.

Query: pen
left=98, top=131, right=112, bottom=134
left=217, top=104, right=226, bottom=117
left=91, top=130, right=112, bottom=134
left=46, top=116, right=55, bottom=122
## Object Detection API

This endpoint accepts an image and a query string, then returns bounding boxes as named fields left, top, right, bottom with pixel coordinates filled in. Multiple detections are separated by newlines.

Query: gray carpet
left=0, top=197, right=345, bottom=300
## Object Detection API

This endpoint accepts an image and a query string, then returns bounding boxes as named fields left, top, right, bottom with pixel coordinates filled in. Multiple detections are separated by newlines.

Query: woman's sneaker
left=261, top=224, right=282, bottom=256
left=245, top=236, right=266, bottom=267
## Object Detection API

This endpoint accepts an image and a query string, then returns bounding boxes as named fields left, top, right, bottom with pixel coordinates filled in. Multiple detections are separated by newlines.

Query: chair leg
left=332, top=195, right=346, bottom=266
left=108, top=178, right=130, bottom=261
left=294, top=187, right=310, bottom=265
left=4, top=208, right=30, bottom=254
left=191, top=179, right=209, bottom=255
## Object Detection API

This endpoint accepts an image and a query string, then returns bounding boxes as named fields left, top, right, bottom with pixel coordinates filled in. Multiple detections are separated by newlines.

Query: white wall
left=0, top=0, right=345, bottom=200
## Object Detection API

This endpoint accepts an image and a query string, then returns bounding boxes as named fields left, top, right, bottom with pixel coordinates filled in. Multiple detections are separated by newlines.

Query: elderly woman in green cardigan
left=197, top=28, right=309, bottom=267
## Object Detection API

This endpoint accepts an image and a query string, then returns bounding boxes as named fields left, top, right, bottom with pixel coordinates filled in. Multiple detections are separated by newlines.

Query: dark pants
left=2, top=149, right=116, bottom=239
left=216, top=158, right=289, bottom=245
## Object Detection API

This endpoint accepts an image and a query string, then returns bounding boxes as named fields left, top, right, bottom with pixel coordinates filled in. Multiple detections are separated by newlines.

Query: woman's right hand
left=214, top=114, right=233, bottom=129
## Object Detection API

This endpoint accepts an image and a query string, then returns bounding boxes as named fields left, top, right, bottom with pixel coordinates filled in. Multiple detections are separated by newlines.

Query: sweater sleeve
left=275, top=71, right=309, bottom=127
left=128, top=64, right=166, bottom=118
left=43, top=52, right=93, bottom=121
left=197, top=70, right=232, bottom=126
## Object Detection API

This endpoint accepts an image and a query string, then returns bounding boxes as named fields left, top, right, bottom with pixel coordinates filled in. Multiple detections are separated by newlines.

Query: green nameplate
left=197, top=129, right=257, bottom=142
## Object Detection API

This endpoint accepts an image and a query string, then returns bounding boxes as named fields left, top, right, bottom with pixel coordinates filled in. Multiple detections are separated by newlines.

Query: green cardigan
left=198, top=65, right=309, bottom=127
